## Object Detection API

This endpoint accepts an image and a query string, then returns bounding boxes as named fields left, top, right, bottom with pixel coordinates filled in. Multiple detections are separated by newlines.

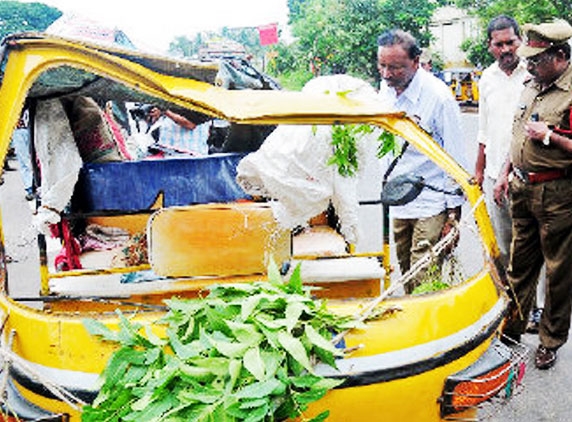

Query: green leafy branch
left=327, top=124, right=398, bottom=177
left=82, top=262, right=362, bottom=422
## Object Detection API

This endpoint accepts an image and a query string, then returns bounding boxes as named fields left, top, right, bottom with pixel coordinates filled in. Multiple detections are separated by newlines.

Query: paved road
left=0, top=111, right=571, bottom=421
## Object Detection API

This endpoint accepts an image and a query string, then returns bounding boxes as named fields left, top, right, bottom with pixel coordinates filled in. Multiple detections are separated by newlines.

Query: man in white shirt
left=474, top=15, right=528, bottom=268
left=475, top=16, right=544, bottom=334
left=377, top=29, right=467, bottom=293
left=146, top=106, right=209, bottom=156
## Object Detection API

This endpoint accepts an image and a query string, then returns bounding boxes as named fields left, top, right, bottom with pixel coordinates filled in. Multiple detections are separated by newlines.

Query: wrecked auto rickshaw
left=0, top=33, right=526, bottom=422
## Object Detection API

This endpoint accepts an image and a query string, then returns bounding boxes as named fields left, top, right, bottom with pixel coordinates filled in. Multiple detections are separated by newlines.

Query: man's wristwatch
left=543, top=129, right=552, bottom=146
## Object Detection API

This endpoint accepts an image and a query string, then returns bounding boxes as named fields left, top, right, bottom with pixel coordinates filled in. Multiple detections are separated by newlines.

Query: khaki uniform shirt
left=511, top=63, right=572, bottom=171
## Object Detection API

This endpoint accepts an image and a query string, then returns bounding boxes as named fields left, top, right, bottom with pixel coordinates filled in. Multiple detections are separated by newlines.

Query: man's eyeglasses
left=527, top=53, right=553, bottom=66
left=377, top=63, right=408, bottom=73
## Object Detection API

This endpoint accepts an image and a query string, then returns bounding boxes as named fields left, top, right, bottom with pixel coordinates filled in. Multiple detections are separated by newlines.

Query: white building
left=429, top=6, right=480, bottom=68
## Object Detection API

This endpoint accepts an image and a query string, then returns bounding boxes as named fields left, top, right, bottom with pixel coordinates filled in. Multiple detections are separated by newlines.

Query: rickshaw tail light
left=448, top=362, right=511, bottom=411
left=440, top=338, right=527, bottom=417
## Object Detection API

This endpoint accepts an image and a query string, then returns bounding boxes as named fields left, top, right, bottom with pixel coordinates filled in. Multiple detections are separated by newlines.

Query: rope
left=0, top=327, right=14, bottom=403
left=0, top=328, right=86, bottom=410
left=467, top=195, right=522, bottom=319
left=333, top=195, right=508, bottom=346
left=332, top=223, right=460, bottom=346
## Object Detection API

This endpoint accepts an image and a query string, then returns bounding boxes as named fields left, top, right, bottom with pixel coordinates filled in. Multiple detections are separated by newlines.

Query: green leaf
left=164, top=297, right=204, bottom=316
left=256, top=323, right=280, bottom=349
left=313, top=377, right=344, bottom=390
left=277, top=331, right=313, bottom=373
left=239, top=398, right=268, bottom=409
left=267, top=257, right=283, bottom=287
left=187, top=357, right=230, bottom=377
left=225, top=320, right=264, bottom=346
left=85, top=261, right=356, bottom=422
left=179, top=402, right=219, bottom=422
left=284, top=301, right=305, bottom=332
left=83, top=318, right=119, bottom=342
left=101, top=349, right=132, bottom=387
left=274, top=396, right=297, bottom=421
left=335, top=89, right=352, bottom=99
left=243, top=346, right=265, bottom=381
left=234, top=378, right=284, bottom=399
left=226, top=359, right=242, bottom=393
left=294, top=388, right=329, bottom=406
left=260, top=350, right=284, bottom=380
left=130, top=393, right=153, bottom=411
left=123, top=394, right=177, bottom=421
left=286, top=263, right=303, bottom=294
left=91, top=386, right=132, bottom=412
left=143, top=347, right=162, bottom=366
left=255, top=313, right=289, bottom=330
left=123, top=364, right=148, bottom=386
left=243, top=403, right=269, bottom=422
left=205, top=307, right=231, bottom=334
left=205, top=333, right=250, bottom=358
left=225, top=401, right=250, bottom=419
left=377, top=130, right=397, bottom=158
left=143, top=325, right=165, bottom=347
left=313, top=345, right=337, bottom=369
left=177, top=388, right=222, bottom=405
left=241, top=294, right=262, bottom=320
left=168, top=327, right=200, bottom=360
left=291, top=374, right=322, bottom=388
left=178, top=364, right=217, bottom=381
left=304, top=324, right=344, bottom=357
left=308, top=410, right=331, bottom=422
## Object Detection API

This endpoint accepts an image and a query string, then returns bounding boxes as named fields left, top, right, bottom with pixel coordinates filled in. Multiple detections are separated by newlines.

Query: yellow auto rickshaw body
left=443, top=67, right=481, bottom=105
left=0, top=33, right=521, bottom=422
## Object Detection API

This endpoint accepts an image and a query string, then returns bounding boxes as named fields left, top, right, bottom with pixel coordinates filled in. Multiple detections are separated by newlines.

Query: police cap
left=518, top=19, right=572, bottom=58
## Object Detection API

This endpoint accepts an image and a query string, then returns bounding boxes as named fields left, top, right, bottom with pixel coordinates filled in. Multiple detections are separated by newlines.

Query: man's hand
left=494, top=172, right=510, bottom=206
left=494, top=158, right=512, bottom=206
left=524, top=120, right=551, bottom=143
left=474, top=143, right=486, bottom=188
left=441, top=206, right=461, bottom=255
left=474, top=168, right=484, bottom=188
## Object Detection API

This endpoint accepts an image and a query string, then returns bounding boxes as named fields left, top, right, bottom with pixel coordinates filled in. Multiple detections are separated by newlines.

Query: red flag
left=258, top=23, right=278, bottom=46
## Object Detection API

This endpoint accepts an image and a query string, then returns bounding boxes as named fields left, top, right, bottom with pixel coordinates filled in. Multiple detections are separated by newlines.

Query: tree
left=287, top=0, right=440, bottom=83
left=169, top=34, right=203, bottom=58
left=266, top=41, right=314, bottom=90
left=0, top=1, right=62, bottom=40
left=287, top=0, right=310, bottom=23
left=378, top=0, right=440, bottom=47
left=455, top=0, right=572, bottom=24
left=288, top=0, right=384, bottom=81
left=454, top=0, right=572, bottom=67
left=168, top=0, right=442, bottom=88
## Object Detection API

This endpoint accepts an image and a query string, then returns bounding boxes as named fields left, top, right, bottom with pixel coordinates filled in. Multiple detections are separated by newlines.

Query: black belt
left=513, top=167, right=571, bottom=184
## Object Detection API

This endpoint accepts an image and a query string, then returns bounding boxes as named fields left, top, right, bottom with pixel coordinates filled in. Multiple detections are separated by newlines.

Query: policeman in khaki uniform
left=495, top=19, right=572, bottom=370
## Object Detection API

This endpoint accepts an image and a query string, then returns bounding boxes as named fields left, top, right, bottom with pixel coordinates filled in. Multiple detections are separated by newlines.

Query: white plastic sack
left=33, top=99, right=83, bottom=234
left=237, top=75, right=390, bottom=244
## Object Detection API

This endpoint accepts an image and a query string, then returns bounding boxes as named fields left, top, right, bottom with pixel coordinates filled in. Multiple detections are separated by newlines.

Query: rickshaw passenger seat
left=147, top=203, right=290, bottom=278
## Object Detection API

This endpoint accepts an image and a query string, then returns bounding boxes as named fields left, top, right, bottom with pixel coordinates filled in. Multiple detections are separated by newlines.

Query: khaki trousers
left=394, top=211, right=447, bottom=294
left=505, top=177, right=572, bottom=349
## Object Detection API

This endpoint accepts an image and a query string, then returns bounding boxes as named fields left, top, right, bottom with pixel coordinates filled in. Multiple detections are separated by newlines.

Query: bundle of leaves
left=411, top=256, right=464, bottom=295
left=329, top=123, right=398, bottom=177
left=82, top=263, right=361, bottom=422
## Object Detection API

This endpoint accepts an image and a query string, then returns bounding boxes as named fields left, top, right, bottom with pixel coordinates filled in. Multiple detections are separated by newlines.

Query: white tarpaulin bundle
left=236, top=75, right=391, bottom=244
